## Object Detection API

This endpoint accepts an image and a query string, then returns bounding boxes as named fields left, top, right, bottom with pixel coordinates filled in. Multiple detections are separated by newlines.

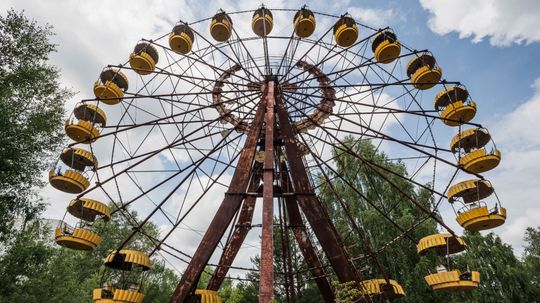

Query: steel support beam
left=260, top=81, right=276, bottom=303
left=206, top=162, right=263, bottom=291
left=170, top=97, right=267, bottom=303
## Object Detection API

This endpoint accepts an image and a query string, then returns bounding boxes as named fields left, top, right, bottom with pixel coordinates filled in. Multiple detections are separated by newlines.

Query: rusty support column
left=260, top=81, right=275, bottom=303
left=280, top=163, right=335, bottom=302
left=275, top=94, right=359, bottom=283
left=207, top=162, right=263, bottom=291
left=170, top=97, right=267, bottom=303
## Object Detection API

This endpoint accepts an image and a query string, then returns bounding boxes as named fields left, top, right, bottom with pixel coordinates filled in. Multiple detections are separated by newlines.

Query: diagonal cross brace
left=280, top=162, right=335, bottom=303
left=276, top=94, right=360, bottom=283
left=206, top=162, right=263, bottom=291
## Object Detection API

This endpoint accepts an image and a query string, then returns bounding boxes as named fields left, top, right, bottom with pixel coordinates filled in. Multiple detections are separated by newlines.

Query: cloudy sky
left=3, top=0, right=540, bottom=276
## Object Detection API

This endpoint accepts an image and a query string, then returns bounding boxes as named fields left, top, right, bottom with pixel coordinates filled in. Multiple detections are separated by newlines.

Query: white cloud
left=487, top=77, right=540, bottom=254
left=419, top=0, right=540, bottom=46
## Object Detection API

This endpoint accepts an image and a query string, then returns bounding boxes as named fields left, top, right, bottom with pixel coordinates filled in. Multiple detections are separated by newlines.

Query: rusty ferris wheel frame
left=54, top=6, right=504, bottom=303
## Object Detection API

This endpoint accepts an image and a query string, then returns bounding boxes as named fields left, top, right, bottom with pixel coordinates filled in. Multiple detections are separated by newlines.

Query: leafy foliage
left=0, top=9, right=71, bottom=241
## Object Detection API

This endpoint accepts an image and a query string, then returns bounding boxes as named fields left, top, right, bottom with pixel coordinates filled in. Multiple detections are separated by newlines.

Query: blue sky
left=2, top=0, right=540, bottom=266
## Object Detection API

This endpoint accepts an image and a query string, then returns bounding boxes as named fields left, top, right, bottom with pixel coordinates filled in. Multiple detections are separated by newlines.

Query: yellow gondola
left=74, top=103, right=107, bottom=126
left=425, top=269, right=480, bottom=291
left=93, top=68, right=129, bottom=105
left=60, top=147, right=97, bottom=171
left=55, top=222, right=101, bottom=250
left=457, top=203, right=507, bottom=231
left=359, top=279, right=406, bottom=299
left=459, top=149, right=501, bottom=174
left=372, top=30, right=401, bottom=64
left=418, top=233, right=479, bottom=291
left=252, top=7, right=273, bottom=37
left=448, top=179, right=507, bottom=231
left=210, top=10, right=233, bottom=42
left=169, top=23, right=195, bottom=54
left=49, top=168, right=90, bottom=193
left=406, top=53, right=442, bottom=90
left=293, top=7, right=316, bottom=38
left=194, top=289, right=223, bottom=303
left=333, top=14, right=358, bottom=47
left=129, top=42, right=159, bottom=75
left=67, top=198, right=111, bottom=222
left=451, top=128, right=501, bottom=173
left=417, top=233, right=466, bottom=256
left=434, top=86, right=477, bottom=126
left=65, top=119, right=100, bottom=143
left=104, top=249, right=152, bottom=271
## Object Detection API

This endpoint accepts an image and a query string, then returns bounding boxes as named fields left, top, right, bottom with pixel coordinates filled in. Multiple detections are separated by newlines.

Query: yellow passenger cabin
left=333, top=15, right=358, bottom=47
left=74, top=103, right=107, bottom=127
left=252, top=7, right=273, bottom=37
left=451, top=128, right=501, bottom=174
left=372, top=30, right=401, bottom=64
left=425, top=269, right=480, bottom=291
left=49, top=147, right=96, bottom=194
left=93, top=68, right=129, bottom=105
left=210, top=11, right=233, bottom=42
left=49, top=168, right=90, bottom=194
left=129, top=42, right=159, bottom=75
left=60, top=147, right=97, bottom=171
left=406, top=53, right=442, bottom=90
left=456, top=203, right=507, bottom=231
left=434, top=86, right=477, bottom=126
left=55, top=221, right=101, bottom=250
left=169, top=23, right=195, bottom=54
left=418, top=233, right=480, bottom=291
left=448, top=179, right=507, bottom=231
left=293, top=7, right=316, bottom=38
left=65, top=118, right=100, bottom=143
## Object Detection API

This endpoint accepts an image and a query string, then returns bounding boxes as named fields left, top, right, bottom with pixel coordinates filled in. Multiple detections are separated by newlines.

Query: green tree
left=523, top=227, right=540, bottom=294
left=319, top=137, right=440, bottom=302
left=322, top=137, right=536, bottom=302
left=0, top=9, right=71, bottom=241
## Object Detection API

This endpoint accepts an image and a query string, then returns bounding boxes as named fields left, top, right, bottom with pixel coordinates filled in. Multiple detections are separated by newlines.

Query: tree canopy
left=0, top=9, right=71, bottom=241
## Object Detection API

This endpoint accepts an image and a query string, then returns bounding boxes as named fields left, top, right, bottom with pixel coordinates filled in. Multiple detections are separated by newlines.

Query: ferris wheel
left=48, top=5, right=506, bottom=303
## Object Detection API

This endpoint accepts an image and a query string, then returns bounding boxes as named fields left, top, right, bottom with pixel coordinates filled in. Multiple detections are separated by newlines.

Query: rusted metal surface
left=275, top=93, right=359, bottom=283
left=207, top=162, right=263, bottom=291
left=260, top=81, right=275, bottom=303
left=280, top=163, right=335, bottom=303
left=170, top=96, right=267, bottom=303
left=278, top=197, right=295, bottom=302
